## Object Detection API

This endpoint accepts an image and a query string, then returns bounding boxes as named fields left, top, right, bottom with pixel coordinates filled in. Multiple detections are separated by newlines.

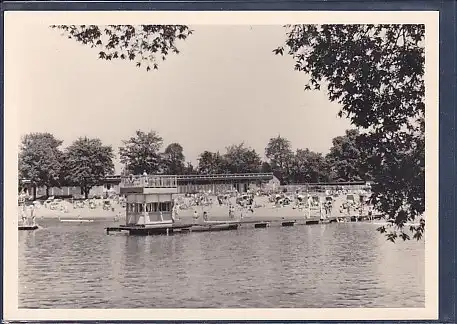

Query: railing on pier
left=116, top=173, right=274, bottom=186
left=175, top=173, right=274, bottom=181
left=120, top=175, right=178, bottom=188
left=281, top=182, right=371, bottom=191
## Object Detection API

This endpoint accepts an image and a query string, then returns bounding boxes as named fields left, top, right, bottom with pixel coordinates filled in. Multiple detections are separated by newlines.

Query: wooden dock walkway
left=18, top=225, right=39, bottom=231
left=105, top=213, right=383, bottom=236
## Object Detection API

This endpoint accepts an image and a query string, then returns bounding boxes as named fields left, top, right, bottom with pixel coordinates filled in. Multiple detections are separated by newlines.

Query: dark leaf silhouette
left=276, top=24, right=425, bottom=241
left=51, top=24, right=192, bottom=71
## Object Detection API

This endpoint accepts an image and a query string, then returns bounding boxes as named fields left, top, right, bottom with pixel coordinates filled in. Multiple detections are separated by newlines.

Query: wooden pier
left=281, top=221, right=295, bottom=227
left=190, top=223, right=239, bottom=232
left=18, top=225, right=39, bottom=231
left=105, top=214, right=383, bottom=236
left=105, top=222, right=240, bottom=235
left=254, top=222, right=269, bottom=228
left=106, top=223, right=189, bottom=235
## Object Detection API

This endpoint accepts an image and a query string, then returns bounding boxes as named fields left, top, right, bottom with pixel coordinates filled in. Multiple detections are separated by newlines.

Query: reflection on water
left=19, top=220, right=424, bottom=308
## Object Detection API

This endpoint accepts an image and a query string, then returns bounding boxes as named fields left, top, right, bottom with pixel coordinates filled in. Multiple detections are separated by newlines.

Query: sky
left=12, top=24, right=352, bottom=173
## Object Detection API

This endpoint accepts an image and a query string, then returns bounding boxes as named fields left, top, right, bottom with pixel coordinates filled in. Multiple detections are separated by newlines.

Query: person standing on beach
left=228, top=205, right=234, bottom=219
left=368, top=205, right=373, bottom=220
left=193, top=210, right=199, bottom=223
left=21, top=205, right=27, bottom=225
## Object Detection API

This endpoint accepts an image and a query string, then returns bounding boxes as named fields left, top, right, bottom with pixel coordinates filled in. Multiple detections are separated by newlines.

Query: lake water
left=19, top=220, right=424, bottom=308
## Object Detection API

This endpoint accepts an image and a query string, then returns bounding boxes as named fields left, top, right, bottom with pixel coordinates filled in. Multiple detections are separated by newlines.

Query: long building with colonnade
left=19, top=173, right=281, bottom=198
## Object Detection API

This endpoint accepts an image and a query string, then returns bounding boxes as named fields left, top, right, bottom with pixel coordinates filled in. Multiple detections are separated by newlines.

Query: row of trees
left=18, top=129, right=368, bottom=199
left=196, top=129, right=368, bottom=184
left=18, top=134, right=115, bottom=199
left=264, top=129, right=368, bottom=184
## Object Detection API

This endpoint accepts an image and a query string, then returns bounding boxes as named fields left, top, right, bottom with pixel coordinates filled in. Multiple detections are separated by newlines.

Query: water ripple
left=19, top=221, right=424, bottom=308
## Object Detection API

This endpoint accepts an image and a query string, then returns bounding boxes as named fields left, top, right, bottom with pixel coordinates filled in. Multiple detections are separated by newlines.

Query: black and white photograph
left=4, top=11, right=439, bottom=321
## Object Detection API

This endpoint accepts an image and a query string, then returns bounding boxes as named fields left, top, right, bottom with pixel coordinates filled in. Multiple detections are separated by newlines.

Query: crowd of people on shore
left=18, top=183, right=375, bottom=224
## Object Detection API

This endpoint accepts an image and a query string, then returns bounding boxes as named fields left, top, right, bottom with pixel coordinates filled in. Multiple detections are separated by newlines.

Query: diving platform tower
left=120, top=174, right=178, bottom=226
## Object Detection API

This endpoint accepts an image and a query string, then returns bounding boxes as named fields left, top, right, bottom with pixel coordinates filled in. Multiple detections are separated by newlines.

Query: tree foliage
left=261, top=161, right=273, bottom=173
left=291, top=148, right=328, bottom=184
left=18, top=133, right=64, bottom=199
left=119, top=130, right=164, bottom=175
left=224, top=143, right=262, bottom=173
left=275, top=24, right=425, bottom=241
left=363, top=126, right=425, bottom=241
left=63, top=137, right=114, bottom=198
left=265, top=135, right=294, bottom=183
left=162, top=142, right=186, bottom=175
left=197, top=151, right=227, bottom=174
left=184, top=161, right=198, bottom=175
left=196, top=144, right=262, bottom=175
left=326, top=129, right=368, bottom=182
left=274, top=24, right=424, bottom=132
left=51, top=25, right=193, bottom=71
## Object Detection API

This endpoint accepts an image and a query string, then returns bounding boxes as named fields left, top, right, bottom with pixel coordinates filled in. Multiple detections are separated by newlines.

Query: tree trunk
left=45, top=186, right=50, bottom=198
left=32, top=186, right=37, bottom=201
